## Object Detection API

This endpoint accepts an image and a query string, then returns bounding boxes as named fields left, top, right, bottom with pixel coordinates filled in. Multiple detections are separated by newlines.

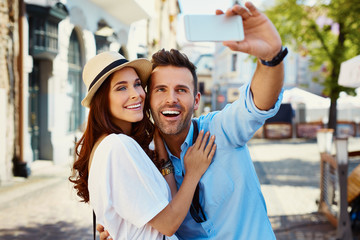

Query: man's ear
left=194, top=92, right=201, bottom=111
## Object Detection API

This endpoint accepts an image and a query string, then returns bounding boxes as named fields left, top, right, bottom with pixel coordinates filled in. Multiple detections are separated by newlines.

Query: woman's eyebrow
left=112, top=78, right=140, bottom=88
left=112, top=81, right=127, bottom=88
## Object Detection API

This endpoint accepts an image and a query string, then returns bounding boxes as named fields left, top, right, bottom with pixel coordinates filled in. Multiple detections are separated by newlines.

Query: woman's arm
left=153, top=128, right=177, bottom=199
left=164, top=173, right=177, bottom=199
left=98, top=131, right=216, bottom=239
left=148, top=130, right=216, bottom=236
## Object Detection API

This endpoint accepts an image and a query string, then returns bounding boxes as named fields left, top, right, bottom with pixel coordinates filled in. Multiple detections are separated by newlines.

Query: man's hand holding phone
left=216, top=2, right=282, bottom=61
left=184, top=1, right=282, bottom=61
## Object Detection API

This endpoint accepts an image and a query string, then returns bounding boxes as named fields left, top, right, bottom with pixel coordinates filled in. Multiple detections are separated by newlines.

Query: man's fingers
left=223, top=41, right=245, bottom=52
left=225, top=7, right=235, bottom=16
left=244, top=2, right=260, bottom=16
left=215, top=9, right=224, bottom=15
left=231, top=4, right=252, bottom=19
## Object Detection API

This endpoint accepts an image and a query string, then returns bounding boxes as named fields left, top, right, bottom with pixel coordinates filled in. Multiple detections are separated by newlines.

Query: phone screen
left=184, top=15, right=244, bottom=42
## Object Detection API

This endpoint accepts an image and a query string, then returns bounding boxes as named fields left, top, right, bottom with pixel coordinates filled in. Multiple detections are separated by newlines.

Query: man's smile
left=161, top=110, right=180, bottom=117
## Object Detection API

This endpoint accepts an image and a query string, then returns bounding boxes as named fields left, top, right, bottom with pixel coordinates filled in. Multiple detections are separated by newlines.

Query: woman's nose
left=129, top=87, right=140, bottom=99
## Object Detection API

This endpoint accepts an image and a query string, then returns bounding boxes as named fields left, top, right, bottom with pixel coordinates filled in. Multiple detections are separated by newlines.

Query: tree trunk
left=328, top=97, right=337, bottom=135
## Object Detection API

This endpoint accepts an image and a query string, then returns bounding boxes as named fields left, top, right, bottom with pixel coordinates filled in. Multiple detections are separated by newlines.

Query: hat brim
left=81, top=58, right=152, bottom=108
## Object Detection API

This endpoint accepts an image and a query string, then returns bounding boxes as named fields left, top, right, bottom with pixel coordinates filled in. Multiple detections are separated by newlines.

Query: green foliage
left=265, top=0, right=360, bottom=129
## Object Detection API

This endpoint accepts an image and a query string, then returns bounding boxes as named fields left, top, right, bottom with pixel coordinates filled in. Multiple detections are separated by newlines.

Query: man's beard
left=151, top=105, right=194, bottom=136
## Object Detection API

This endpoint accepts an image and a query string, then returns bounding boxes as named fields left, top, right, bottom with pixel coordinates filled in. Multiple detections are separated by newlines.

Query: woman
left=69, top=51, right=216, bottom=240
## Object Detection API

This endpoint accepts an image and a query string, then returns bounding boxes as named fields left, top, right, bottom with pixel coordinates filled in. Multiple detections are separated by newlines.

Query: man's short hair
left=151, top=49, right=198, bottom=95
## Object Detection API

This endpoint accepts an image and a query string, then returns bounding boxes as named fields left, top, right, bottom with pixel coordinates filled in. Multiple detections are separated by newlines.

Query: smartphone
left=184, top=15, right=244, bottom=42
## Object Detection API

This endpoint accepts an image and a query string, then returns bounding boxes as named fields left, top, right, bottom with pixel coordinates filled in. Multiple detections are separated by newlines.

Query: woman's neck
left=112, top=118, right=132, bottom=135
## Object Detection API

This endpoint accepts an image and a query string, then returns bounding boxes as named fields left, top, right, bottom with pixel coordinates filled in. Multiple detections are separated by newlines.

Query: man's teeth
left=126, top=104, right=141, bottom=109
left=162, top=110, right=180, bottom=115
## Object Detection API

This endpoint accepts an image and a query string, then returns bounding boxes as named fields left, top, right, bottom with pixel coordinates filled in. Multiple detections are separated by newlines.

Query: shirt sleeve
left=97, top=134, right=170, bottom=228
left=205, top=83, right=283, bottom=147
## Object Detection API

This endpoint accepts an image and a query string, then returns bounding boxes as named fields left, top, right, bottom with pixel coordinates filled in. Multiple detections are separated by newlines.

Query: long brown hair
left=69, top=72, right=158, bottom=203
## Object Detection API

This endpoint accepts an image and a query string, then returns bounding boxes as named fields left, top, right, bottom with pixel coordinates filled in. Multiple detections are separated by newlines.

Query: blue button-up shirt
left=167, top=83, right=283, bottom=240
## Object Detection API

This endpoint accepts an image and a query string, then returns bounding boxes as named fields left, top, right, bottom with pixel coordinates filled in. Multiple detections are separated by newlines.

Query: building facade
left=0, top=0, right=180, bottom=184
left=0, top=0, right=22, bottom=183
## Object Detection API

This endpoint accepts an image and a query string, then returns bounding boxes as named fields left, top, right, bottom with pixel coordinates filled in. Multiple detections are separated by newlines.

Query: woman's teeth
left=126, top=104, right=141, bottom=109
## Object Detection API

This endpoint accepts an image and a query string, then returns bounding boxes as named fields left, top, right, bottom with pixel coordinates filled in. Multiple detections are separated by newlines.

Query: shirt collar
left=164, top=120, right=195, bottom=162
left=181, top=121, right=194, bottom=152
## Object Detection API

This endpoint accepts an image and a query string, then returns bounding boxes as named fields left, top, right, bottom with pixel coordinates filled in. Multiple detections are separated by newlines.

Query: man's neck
left=161, top=128, right=190, bottom=159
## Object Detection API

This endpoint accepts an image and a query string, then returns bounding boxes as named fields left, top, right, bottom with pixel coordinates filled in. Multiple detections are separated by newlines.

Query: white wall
left=0, top=88, right=9, bottom=183
left=22, top=15, right=34, bottom=165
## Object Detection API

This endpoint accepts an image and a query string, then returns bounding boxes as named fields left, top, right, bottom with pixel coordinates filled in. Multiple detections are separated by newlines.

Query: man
left=100, top=2, right=285, bottom=239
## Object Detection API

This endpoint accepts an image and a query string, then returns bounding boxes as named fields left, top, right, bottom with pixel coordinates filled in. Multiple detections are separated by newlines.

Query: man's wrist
left=260, top=47, right=288, bottom=67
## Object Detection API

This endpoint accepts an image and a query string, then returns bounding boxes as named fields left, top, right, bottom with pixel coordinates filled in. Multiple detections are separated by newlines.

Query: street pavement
left=0, top=161, right=93, bottom=239
left=0, top=137, right=359, bottom=239
left=248, top=137, right=360, bottom=240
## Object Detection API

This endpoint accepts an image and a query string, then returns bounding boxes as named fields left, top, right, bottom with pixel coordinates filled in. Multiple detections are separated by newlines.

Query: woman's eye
left=117, top=86, right=126, bottom=91
left=135, top=82, right=142, bottom=87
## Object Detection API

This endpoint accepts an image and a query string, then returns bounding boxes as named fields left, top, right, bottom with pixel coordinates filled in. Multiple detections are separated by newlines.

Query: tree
left=265, top=0, right=360, bottom=134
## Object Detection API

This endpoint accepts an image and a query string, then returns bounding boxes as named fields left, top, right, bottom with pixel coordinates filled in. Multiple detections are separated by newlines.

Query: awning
left=338, top=55, right=360, bottom=88
left=89, top=0, right=155, bottom=25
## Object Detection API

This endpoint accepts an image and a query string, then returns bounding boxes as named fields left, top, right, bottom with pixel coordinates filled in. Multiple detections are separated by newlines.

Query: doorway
left=29, top=59, right=53, bottom=160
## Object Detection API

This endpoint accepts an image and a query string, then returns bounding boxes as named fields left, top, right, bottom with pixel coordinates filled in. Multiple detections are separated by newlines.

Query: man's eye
left=156, top=88, right=165, bottom=92
left=178, top=89, right=186, bottom=93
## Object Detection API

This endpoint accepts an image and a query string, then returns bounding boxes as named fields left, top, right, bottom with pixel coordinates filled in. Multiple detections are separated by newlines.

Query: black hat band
left=88, top=58, right=129, bottom=91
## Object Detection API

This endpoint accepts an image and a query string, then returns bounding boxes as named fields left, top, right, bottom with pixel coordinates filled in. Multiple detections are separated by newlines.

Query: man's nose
left=165, top=90, right=178, bottom=104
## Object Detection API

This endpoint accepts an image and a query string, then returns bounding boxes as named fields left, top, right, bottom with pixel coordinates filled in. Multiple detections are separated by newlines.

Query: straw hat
left=81, top=51, right=152, bottom=108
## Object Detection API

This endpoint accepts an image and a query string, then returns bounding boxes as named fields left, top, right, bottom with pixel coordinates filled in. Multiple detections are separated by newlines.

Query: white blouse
left=88, top=133, right=177, bottom=240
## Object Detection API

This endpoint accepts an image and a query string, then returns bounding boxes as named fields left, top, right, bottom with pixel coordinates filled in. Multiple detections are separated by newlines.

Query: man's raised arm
left=217, top=1, right=285, bottom=110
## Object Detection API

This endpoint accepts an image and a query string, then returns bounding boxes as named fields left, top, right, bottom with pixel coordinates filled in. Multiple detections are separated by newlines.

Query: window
left=67, top=30, right=84, bottom=132
left=199, top=82, right=205, bottom=94
left=26, top=3, right=68, bottom=59
left=231, top=54, right=237, bottom=72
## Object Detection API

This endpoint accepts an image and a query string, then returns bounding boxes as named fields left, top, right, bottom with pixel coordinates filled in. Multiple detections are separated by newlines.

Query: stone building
left=0, top=0, right=22, bottom=183
left=0, top=0, right=180, bottom=184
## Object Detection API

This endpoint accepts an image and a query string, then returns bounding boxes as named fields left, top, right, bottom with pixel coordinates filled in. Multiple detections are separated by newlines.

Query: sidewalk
left=0, top=161, right=69, bottom=210
left=248, top=137, right=360, bottom=240
left=0, top=161, right=93, bottom=240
